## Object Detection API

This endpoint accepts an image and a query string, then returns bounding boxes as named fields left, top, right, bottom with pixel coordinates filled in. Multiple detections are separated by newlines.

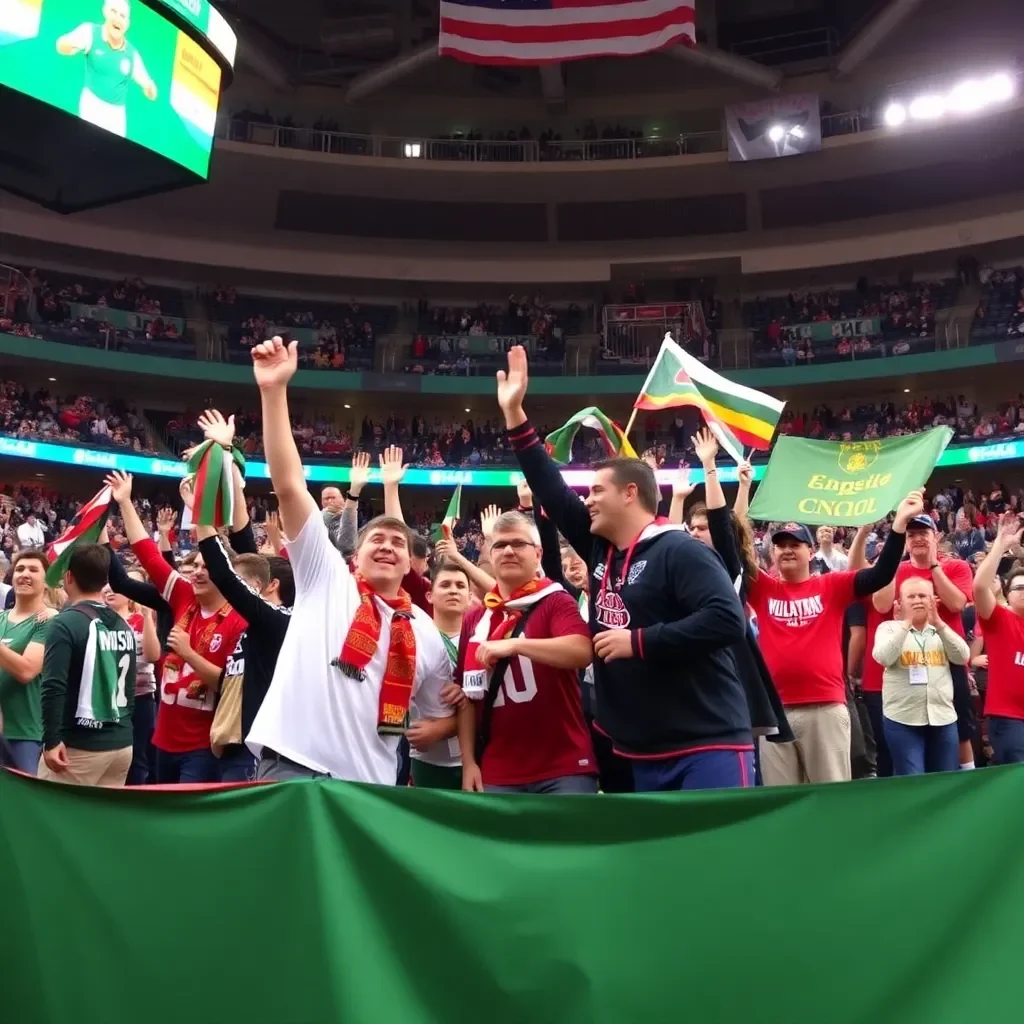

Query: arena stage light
left=883, top=103, right=907, bottom=126
left=767, top=124, right=786, bottom=143
left=403, top=142, right=422, bottom=158
left=909, top=94, right=945, bottom=120
left=985, top=71, right=1016, bottom=103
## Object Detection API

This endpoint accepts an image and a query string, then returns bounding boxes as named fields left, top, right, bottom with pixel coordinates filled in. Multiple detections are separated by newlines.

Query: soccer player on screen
left=56, top=0, right=156, bottom=139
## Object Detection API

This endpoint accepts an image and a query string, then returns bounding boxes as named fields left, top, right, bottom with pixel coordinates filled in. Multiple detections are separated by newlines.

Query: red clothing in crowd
left=981, top=605, right=1024, bottom=721
left=457, top=593, right=594, bottom=787
left=747, top=570, right=857, bottom=705
left=132, top=538, right=247, bottom=754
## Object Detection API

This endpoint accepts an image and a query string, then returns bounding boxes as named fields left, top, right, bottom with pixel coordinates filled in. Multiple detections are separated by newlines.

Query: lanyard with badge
left=908, top=629, right=931, bottom=685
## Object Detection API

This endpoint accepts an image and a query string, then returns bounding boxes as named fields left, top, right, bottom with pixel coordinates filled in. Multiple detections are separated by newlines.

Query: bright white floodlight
left=767, top=124, right=785, bottom=143
left=883, top=102, right=907, bottom=126
left=985, top=72, right=1016, bottom=103
left=949, top=79, right=986, bottom=113
left=909, top=94, right=945, bottom=120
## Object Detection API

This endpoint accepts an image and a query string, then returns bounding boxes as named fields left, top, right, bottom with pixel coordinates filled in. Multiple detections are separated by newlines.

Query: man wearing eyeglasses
left=455, top=511, right=595, bottom=794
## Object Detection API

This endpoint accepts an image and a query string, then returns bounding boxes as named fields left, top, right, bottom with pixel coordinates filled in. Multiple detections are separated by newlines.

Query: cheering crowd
left=3, top=343, right=1024, bottom=792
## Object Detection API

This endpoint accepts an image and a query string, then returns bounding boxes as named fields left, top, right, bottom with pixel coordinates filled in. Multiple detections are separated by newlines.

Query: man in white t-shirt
left=247, top=336, right=454, bottom=784
left=16, top=514, right=46, bottom=550
left=814, top=525, right=848, bottom=572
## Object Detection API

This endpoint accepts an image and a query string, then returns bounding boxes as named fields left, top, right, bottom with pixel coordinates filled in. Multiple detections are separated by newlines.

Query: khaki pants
left=759, top=702, right=851, bottom=785
left=38, top=746, right=132, bottom=788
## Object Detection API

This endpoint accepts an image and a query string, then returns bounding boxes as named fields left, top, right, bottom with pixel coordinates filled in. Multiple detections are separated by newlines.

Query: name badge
left=462, top=669, right=487, bottom=700
left=908, top=664, right=929, bottom=686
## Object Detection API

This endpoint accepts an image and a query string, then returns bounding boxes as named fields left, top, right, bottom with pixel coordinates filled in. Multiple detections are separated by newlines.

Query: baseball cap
left=771, top=522, right=815, bottom=546
left=907, top=514, right=937, bottom=531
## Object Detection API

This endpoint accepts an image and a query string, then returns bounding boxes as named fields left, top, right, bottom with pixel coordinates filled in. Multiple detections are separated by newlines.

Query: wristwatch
left=345, top=489, right=360, bottom=502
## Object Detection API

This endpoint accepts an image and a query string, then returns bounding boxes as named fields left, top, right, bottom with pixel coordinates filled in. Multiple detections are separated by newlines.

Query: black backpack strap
left=475, top=602, right=541, bottom=766
left=67, top=601, right=103, bottom=623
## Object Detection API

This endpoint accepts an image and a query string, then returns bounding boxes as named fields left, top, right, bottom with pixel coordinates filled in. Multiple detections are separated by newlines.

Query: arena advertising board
left=0, top=435, right=1020, bottom=488
left=0, top=0, right=222, bottom=177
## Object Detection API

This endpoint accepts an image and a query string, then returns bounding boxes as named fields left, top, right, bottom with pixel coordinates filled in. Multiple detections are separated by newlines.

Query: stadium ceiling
left=214, top=0, right=944, bottom=100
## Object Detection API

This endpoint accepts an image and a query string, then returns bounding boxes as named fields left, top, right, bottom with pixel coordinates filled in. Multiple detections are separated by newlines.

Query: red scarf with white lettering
left=335, top=575, right=416, bottom=735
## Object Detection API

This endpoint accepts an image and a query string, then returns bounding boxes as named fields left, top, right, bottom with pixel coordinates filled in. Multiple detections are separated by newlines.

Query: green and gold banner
left=748, top=426, right=952, bottom=526
left=780, top=317, right=881, bottom=344
left=2, top=764, right=1023, bottom=1023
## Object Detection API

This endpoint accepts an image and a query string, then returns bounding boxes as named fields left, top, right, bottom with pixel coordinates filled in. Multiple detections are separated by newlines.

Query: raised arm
left=847, top=524, right=872, bottom=572
left=733, top=459, right=753, bottom=519
left=694, top=429, right=726, bottom=510
left=56, top=23, right=92, bottom=55
left=380, top=446, right=407, bottom=522
left=975, top=513, right=1022, bottom=621
left=251, top=337, right=316, bottom=540
left=499, top=346, right=592, bottom=557
left=667, top=464, right=696, bottom=526
left=853, top=491, right=922, bottom=599
left=518, top=480, right=566, bottom=586
left=105, top=471, right=149, bottom=545
left=336, top=451, right=371, bottom=555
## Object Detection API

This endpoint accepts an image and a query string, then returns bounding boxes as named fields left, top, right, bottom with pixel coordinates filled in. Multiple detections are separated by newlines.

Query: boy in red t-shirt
left=456, top=511, right=594, bottom=793
left=106, top=472, right=247, bottom=784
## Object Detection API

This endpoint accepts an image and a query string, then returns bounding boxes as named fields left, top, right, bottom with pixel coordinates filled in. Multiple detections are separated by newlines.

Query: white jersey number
left=492, top=657, right=538, bottom=708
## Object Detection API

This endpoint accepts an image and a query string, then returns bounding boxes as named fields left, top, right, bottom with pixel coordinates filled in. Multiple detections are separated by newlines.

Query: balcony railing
left=218, top=111, right=867, bottom=163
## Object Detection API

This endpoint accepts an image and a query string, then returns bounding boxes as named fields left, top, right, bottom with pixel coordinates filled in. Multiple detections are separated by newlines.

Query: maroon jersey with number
left=457, top=591, right=594, bottom=787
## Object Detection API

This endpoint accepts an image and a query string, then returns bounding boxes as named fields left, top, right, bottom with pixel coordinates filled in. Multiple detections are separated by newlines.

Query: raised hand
left=379, top=445, right=407, bottom=486
left=104, top=471, right=133, bottom=505
left=996, top=511, right=1024, bottom=549
left=692, top=427, right=719, bottom=467
left=197, top=408, right=236, bottom=449
left=251, top=335, right=298, bottom=391
left=672, top=463, right=696, bottom=499
left=927, top=595, right=942, bottom=627
left=496, top=345, right=529, bottom=418
left=516, top=478, right=533, bottom=509
left=349, top=450, right=372, bottom=493
left=893, top=489, right=925, bottom=530
left=641, top=449, right=660, bottom=472
left=265, top=510, right=283, bottom=554
left=737, top=459, right=753, bottom=488
left=156, top=507, right=177, bottom=536
left=480, top=503, right=501, bottom=540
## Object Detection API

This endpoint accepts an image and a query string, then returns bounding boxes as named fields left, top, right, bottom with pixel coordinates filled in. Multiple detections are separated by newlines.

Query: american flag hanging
left=438, top=0, right=696, bottom=66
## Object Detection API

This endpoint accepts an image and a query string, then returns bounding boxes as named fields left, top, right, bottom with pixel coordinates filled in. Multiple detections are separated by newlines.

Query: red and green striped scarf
left=186, top=442, right=246, bottom=528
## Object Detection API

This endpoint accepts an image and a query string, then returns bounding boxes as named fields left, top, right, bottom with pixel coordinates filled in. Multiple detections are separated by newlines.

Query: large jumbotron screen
left=0, top=0, right=223, bottom=178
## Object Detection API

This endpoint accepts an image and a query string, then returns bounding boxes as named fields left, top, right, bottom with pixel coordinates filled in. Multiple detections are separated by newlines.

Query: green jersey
left=0, top=611, right=50, bottom=741
left=83, top=24, right=139, bottom=106
left=40, top=602, right=135, bottom=752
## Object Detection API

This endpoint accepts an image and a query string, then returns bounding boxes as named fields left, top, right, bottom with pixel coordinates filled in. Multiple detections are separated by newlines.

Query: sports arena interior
left=4, top=0, right=1024, bottom=1019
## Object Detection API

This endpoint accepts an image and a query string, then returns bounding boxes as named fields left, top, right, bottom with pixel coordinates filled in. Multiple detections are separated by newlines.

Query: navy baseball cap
left=907, top=514, right=937, bottom=531
left=772, top=522, right=816, bottom=546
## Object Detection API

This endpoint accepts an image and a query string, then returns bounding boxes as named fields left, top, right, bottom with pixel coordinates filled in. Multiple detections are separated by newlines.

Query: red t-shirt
left=861, top=559, right=973, bottom=694
left=748, top=570, right=857, bottom=705
left=456, top=592, right=594, bottom=787
left=133, top=538, right=248, bottom=754
left=981, top=604, right=1024, bottom=720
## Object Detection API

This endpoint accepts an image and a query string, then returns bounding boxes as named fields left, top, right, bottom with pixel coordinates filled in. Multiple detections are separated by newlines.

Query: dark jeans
left=988, top=716, right=1024, bottom=765
left=863, top=691, right=892, bottom=778
left=883, top=718, right=959, bottom=775
left=950, top=663, right=976, bottom=743
left=217, top=744, right=257, bottom=783
left=631, top=748, right=755, bottom=792
left=485, top=774, right=598, bottom=794
left=396, top=736, right=411, bottom=786
left=127, top=693, right=156, bottom=786
left=587, top=717, right=634, bottom=793
left=6, top=739, right=42, bottom=776
left=154, top=746, right=219, bottom=784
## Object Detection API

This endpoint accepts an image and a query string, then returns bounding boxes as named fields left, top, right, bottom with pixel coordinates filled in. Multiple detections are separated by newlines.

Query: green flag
left=544, top=407, right=638, bottom=464
left=431, top=483, right=462, bottom=542
left=748, top=426, right=952, bottom=526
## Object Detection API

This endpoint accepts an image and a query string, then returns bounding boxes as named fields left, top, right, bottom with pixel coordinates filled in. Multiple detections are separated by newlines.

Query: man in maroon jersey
left=456, top=511, right=595, bottom=794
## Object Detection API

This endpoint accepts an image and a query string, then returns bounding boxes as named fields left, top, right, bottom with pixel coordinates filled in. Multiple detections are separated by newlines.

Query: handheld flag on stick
left=544, top=407, right=638, bottom=464
left=45, top=485, right=112, bottom=586
left=632, top=334, right=785, bottom=463
left=186, top=441, right=246, bottom=528
left=432, top=483, right=462, bottom=543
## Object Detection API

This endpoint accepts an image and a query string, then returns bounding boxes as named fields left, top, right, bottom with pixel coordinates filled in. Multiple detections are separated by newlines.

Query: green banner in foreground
left=3, top=766, right=1024, bottom=1023
left=749, top=426, right=952, bottom=526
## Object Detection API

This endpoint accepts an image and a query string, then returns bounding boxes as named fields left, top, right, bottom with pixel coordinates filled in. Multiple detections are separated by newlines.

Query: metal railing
left=218, top=113, right=869, bottom=164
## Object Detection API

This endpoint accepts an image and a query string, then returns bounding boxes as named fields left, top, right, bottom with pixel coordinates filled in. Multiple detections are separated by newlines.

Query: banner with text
left=780, top=318, right=880, bottom=344
left=70, top=303, right=185, bottom=335
left=748, top=426, right=953, bottom=526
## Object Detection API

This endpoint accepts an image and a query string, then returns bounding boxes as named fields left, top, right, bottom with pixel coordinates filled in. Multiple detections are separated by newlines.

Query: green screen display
left=0, top=0, right=222, bottom=177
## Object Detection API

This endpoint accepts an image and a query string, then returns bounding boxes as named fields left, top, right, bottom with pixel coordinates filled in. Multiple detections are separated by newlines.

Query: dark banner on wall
left=726, top=93, right=822, bottom=161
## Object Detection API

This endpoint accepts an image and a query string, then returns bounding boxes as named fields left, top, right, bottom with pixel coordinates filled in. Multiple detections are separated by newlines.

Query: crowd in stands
left=0, top=380, right=155, bottom=454
left=974, top=265, right=1024, bottom=342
